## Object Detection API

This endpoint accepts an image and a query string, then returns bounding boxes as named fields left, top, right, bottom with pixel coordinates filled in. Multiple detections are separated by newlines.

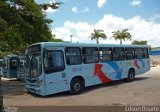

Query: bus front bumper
left=25, top=80, right=46, bottom=96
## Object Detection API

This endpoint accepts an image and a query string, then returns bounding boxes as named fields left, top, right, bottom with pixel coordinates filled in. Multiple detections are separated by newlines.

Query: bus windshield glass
left=26, top=53, right=42, bottom=77
left=10, top=59, right=18, bottom=69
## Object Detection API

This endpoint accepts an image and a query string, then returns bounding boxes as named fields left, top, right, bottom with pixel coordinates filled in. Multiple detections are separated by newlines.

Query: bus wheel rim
left=74, top=83, right=81, bottom=91
left=130, top=72, right=133, bottom=79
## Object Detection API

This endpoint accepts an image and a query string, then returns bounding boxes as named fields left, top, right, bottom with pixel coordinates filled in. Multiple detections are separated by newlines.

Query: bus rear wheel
left=127, top=69, right=135, bottom=82
left=70, top=78, right=84, bottom=95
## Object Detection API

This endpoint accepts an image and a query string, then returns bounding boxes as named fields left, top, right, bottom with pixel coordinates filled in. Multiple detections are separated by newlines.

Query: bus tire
left=70, top=78, right=84, bottom=95
left=127, top=69, right=135, bottom=82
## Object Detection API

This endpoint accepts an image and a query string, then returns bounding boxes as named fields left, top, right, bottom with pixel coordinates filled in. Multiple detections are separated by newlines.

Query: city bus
left=0, top=59, right=2, bottom=76
left=17, top=55, right=27, bottom=80
left=2, top=55, right=20, bottom=78
left=25, top=42, right=150, bottom=96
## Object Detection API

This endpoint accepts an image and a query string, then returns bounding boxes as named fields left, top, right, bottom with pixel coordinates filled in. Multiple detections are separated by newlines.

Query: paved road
left=2, top=66, right=160, bottom=107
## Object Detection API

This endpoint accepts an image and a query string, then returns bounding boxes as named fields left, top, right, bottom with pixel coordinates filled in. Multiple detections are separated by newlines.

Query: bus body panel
left=45, top=72, right=69, bottom=95
left=0, top=59, right=2, bottom=76
left=45, top=58, right=149, bottom=96
left=134, top=58, right=150, bottom=75
left=17, top=57, right=27, bottom=80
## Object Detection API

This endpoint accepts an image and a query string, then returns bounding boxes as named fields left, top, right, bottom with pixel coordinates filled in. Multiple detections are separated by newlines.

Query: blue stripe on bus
left=107, top=62, right=122, bottom=79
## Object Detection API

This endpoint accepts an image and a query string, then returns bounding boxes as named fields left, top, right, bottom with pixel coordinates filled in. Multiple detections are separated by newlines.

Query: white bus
left=25, top=42, right=150, bottom=96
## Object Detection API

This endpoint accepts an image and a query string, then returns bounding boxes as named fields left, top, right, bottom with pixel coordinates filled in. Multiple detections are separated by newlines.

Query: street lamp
left=70, top=35, right=73, bottom=43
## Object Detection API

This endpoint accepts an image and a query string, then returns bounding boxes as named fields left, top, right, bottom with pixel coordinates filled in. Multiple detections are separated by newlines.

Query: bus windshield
left=26, top=53, right=42, bottom=77
left=10, top=59, right=18, bottom=69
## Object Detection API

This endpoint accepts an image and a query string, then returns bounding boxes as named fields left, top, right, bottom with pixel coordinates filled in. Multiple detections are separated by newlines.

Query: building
left=150, top=47, right=160, bottom=55
left=150, top=47, right=160, bottom=64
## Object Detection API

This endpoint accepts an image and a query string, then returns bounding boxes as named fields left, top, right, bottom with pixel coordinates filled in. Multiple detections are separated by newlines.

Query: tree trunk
left=96, top=38, right=99, bottom=44
left=120, top=40, right=122, bottom=44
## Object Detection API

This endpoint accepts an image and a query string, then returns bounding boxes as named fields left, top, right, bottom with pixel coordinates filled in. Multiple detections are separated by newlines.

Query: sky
left=36, top=0, right=160, bottom=47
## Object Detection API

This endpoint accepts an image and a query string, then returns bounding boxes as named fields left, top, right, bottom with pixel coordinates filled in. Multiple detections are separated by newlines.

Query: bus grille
left=27, top=79, right=36, bottom=83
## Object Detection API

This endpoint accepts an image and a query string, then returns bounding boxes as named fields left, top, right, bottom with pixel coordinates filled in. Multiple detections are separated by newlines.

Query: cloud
left=53, top=27, right=74, bottom=42
left=97, top=0, right=107, bottom=8
left=149, top=14, right=160, bottom=21
left=45, top=7, right=56, bottom=13
left=49, top=0, right=56, bottom=4
left=71, top=6, right=90, bottom=13
left=52, top=14, right=160, bottom=47
left=82, top=7, right=90, bottom=13
left=71, top=6, right=78, bottom=13
left=130, top=0, right=142, bottom=7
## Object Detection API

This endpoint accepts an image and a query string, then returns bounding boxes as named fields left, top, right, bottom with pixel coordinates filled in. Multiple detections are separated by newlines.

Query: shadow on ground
left=1, top=77, right=150, bottom=97
left=32, top=77, right=150, bottom=98
left=2, top=79, right=25, bottom=96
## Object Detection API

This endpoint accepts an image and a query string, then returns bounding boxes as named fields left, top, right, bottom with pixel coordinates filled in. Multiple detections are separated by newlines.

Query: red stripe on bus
left=134, top=60, right=141, bottom=69
left=94, top=64, right=112, bottom=83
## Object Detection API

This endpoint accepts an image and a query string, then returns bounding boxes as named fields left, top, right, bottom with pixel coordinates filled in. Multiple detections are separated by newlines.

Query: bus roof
left=3, top=55, right=19, bottom=59
left=29, top=42, right=149, bottom=48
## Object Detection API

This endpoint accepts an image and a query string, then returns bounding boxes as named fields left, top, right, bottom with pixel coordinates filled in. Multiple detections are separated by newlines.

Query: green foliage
left=40, top=2, right=63, bottom=10
left=50, top=37, right=64, bottom=42
left=132, top=40, right=147, bottom=45
left=90, top=29, right=107, bottom=44
left=132, top=40, right=152, bottom=50
left=0, top=0, right=62, bottom=58
left=111, top=29, right=132, bottom=44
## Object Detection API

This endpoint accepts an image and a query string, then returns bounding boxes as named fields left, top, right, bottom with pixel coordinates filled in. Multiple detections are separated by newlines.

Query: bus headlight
left=36, top=79, right=42, bottom=87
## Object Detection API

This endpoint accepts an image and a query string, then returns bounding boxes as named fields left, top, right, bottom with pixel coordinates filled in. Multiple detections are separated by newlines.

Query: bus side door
left=44, top=48, right=69, bottom=94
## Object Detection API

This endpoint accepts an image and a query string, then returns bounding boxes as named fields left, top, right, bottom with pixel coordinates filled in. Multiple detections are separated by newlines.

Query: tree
left=50, top=35, right=63, bottom=42
left=40, top=2, right=63, bottom=10
left=0, top=0, right=62, bottom=58
left=90, top=29, right=107, bottom=44
left=132, top=40, right=150, bottom=49
left=132, top=40, right=152, bottom=50
left=132, top=40, right=147, bottom=45
left=111, top=29, right=132, bottom=44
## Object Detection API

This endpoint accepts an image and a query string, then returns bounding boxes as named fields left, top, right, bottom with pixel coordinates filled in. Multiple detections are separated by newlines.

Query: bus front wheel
left=70, top=78, right=84, bottom=95
left=127, top=69, right=135, bottom=82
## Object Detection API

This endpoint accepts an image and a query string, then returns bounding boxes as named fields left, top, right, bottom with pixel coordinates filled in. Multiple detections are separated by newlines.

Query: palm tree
left=111, top=29, right=132, bottom=44
left=90, top=29, right=107, bottom=44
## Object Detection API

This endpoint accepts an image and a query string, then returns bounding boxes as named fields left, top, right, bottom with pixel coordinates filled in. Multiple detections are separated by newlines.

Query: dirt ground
left=2, top=66, right=160, bottom=107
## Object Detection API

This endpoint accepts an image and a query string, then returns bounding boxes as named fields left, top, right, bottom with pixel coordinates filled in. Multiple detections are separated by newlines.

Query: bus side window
left=44, top=50, right=65, bottom=74
left=142, top=48, right=149, bottom=58
left=82, top=47, right=98, bottom=64
left=113, top=47, right=125, bottom=61
left=126, top=48, right=135, bottom=60
left=99, top=47, right=112, bottom=62
left=65, top=47, right=82, bottom=65
left=135, top=48, right=143, bottom=59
